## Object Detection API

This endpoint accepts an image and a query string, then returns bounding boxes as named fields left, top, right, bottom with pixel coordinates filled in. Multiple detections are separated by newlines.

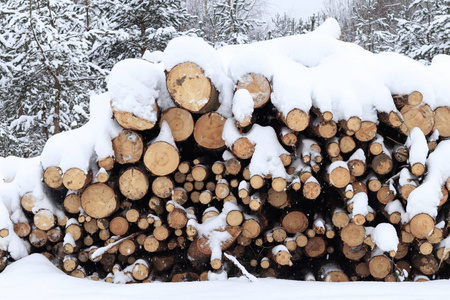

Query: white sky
left=265, top=0, right=325, bottom=21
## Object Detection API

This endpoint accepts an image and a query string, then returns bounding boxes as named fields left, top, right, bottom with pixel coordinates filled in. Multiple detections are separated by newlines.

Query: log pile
left=2, top=58, right=450, bottom=283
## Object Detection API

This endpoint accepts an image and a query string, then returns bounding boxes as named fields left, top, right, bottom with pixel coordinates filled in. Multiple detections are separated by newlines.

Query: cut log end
left=285, top=109, right=309, bottom=132
left=43, top=167, right=64, bottom=189
left=166, top=62, right=219, bottom=113
left=410, top=214, right=435, bottom=239
left=282, top=211, right=308, bottom=234
left=236, top=73, right=271, bottom=109
left=144, top=141, right=180, bottom=176
left=112, top=109, right=156, bottom=131
left=194, top=112, right=226, bottom=149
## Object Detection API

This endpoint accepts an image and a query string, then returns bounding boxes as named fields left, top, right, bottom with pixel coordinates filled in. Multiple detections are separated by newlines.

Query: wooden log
left=281, top=211, right=308, bottom=234
left=193, top=112, right=226, bottom=150
left=33, top=209, right=56, bottom=231
left=280, top=128, right=298, bottom=147
left=339, top=135, right=356, bottom=154
left=267, top=188, right=290, bottom=209
left=215, top=179, right=230, bottom=200
left=326, top=162, right=351, bottom=188
left=153, top=225, right=170, bottom=241
left=225, top=158, right=241, bottom=176
left=340, top=116, right=362, bottom=133
left=399, top=103, right=435, bottom=136
left=14, top=221, right=31, bottom=238
left=63, top=168, right=92, bottom=191
left=192, top=165, right=210, bottom=181
left=331, top=208, right=349, bottom=229
left=368, top=250, right=392, bottom=279
left=270, top=245, right=292, bottom=266
left=81, top=183, right=118, bottom=219
left=43, top=166, right=64, bottom=189
left=111, top=102, right=157, bottom=131
left=83, top=218, right=99, bottom=235
left=168, top=208, right=188, bottom=230
left=303, top=176, right=321, bottom=200
left=410, top=213, right=435, bottom=239
left=241, top=218, right=262, bottom=239
left=29, top=228, right=47, bottom=248
left=281, top=109, right=310, bottom=132
left=112, top=130, right=144, bottom=164
left=371, top=153, right=393, bottom=175
left=236, top=73, right=271, bottom=109
left=433, top=106, right=450, bottom=137
left=376, top=185, right=395, bottom=205
left=109, top=216, right=129, bottom=236
left=151, top=176, right=174, bottom=199
left=304, top=236, right=326, bottom=258
left=354, top=121, right=377, bottom=142
left=98, top=156, right=115, bottom=172
left=342, top=243, right=368, bottom=261
left=166, top=62, right=219, bottom=113
left=119, top=167, right=149, bottom=200
left=412, top=254, right=439, bottom=275
left=318, top=263, right=349, bottom=282
left=341, top=223, right=365, bottom=247
left=20, top=192, right=36, bottom=213
left=312, top=118, right=337, bottom=140
left=143, top=141, right=179, bottom=177
left=160, top=107, right=194, bottom=142
left=378, top=110, right=403, bottom=128
left=393, top=91, right=423, bottom=108
left=326, top=138, right=340, bottom=158
left=232, top=137, right=255, bottom=160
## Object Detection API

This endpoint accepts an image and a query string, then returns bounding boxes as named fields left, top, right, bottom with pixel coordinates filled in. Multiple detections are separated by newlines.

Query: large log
left=81, top=183, right=118, bottom=219
left=118, top=167, right=149, bottom=200
left=236, top=73, right=271, bottom=109
left=166, top=62, right=219, bottom=113
left=112, top=130, right=144, bottom=164
left=193, top=112, right=226, bottom=149
left=160, top=108, right=194, bottom=142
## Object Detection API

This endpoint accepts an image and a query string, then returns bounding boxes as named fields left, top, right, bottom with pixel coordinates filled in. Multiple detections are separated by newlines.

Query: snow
left=385, top=200, right=408, bottom=225
left=41, top=93, right=122, bottom=172
left=405, top=127, right=428, bottom=166
left=222, top=120, right=288, bottom=179
left=223, top=253, right=258, bottom=283
left=232, top=89, right=254, bottom=123
left=0, top=156, right=63, bottom=259
left=108, top=59, right=161, bottom=123
left=348, top=148, right=366, bottom=163
left=407, top=140, right=450, bottom=219
left=350, top=192, right=369, bottom=218
left=371, top=223, right=399, bottom=253
left=152, top=121, right=177, bottom=148
left=164, top=36, right=234, bottom=117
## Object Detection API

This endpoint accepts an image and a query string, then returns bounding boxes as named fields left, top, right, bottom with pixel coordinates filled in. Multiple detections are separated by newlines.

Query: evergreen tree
left=267, top=13, right=324, bottom=39
left=0, top=0, right=106, bottom=157
left=89, top=0, right=196, bottom=69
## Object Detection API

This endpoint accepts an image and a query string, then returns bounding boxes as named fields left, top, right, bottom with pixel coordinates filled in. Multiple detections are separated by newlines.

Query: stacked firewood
left=2, top=61, right=449, bottom=283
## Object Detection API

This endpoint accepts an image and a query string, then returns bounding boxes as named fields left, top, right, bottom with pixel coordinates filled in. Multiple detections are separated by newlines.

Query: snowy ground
left=0, top=254, right=448, bottom=300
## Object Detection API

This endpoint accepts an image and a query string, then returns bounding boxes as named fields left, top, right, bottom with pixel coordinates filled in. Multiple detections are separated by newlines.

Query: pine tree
left=0, top=0, right=106, bottom=157
left=88, top=0, right=196, bottom=69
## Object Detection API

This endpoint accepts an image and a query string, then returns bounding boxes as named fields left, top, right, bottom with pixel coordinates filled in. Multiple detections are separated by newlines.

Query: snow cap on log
left=371, top=223, right=399, bottom=253
left=163, top=36, right=233, bottom=118
left=108, top=58, right=162, bottom=128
